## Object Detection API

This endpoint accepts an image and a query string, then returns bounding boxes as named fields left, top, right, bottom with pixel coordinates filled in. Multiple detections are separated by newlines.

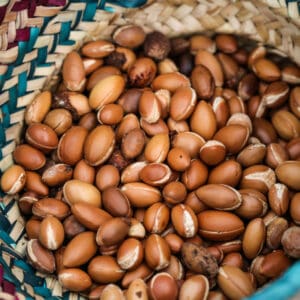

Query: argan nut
left=198, top=210, right=244, bottom=241
left=218, top=266, right=254, bottom=299
left=268, top=183, right=289, bottom=216
left=121, top=128, right=146, bottom=159
left=242, top=218, right=265, bottom=259
left=139, top=163, right=172, bottom=187
left=44, top=108, right=73, bottom=136
left=148, top=272, right=178, bottom=300
left=63, top=231, right=97, bottom=267
left=1, top=164, right=26, bottom=194
left=127, top=279, right=148, bottom=300
left=13, top=144, right=46, bottom=170
left=144, top=133, right=170, bottom=163
left=289, top=86, right=300, bottom=118
left=266, top=217, right=288, bottom=249
left=290, top=193, right=300, bottom=225
left=221, top=252, right=244, bottom=269
left=81, top=40, right=115, bottom=58
left=275, top=161, right=300, bottom=190
left=144, top=31, right=171, bottom=60
left=25, top=218, right=41, bottom=239
left=121, top=263, right=153, bottom=288
left=179, top=275, right=209, bottom=300
left=145, top=234, right=171, bottom=270
left=262, top=81, right=289, bottom=108
left=26, top=239, right=55, bottom=273
left=100, top=284, right=125, bottom=300
left=63, top=215, right=86, bottom=239
left=97, top=103, right=124, bottom=125
left=42, top=164, right=73, bottom=187
left=62, top=51, right=86, bottom=92
left=63, top=179, right=101, bottom=207
left=144, top=203, right=170, bottom=234
left=162, top=255, right=184, bottom=280
left=58, top=268, right=92, bottom=292
left=96, top=165, right=120, bottom=191
left=151, top=72, right=190, bottom=93
left=199, top=140, right=226, bottom=166
left=39, top=215, right=64, bottom=250
left=252, top=58, right=281, bottom=82
left=88, top=256, right=125, bottom=283
left=190, top=35, right=216, bottom=54
left=196, top=184, right=242, bottom=211
left=73, top=159, right=95, bottom=184
left=163, top=181, right=187, bottom=204
left=167, top=147, right=191, bottom=172
left=117, top=238, right=143, bottom=270
left=281, top=226, right=300, bottom=258
left=84, top=125, right=116, bottom=166
left=237, top=143, right=266, bottom=167
left=71, top=202, right=112, bottom=230
left=25, top=91, right=52, bottom=125
left=113, top=25, right=145, bottom=48
left=171, top=204, right=198, bottom=238
left=215, top=34, right=238, bottom=53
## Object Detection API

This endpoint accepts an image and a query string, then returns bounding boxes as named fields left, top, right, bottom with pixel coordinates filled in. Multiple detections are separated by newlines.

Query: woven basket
left=0, top=0, right=300, bottom=299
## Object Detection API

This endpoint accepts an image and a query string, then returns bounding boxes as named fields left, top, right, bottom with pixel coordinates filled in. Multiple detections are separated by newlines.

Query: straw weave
left=0, top=0, right=299, bottom=299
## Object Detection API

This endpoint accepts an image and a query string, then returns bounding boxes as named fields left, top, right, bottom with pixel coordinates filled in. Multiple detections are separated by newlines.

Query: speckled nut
left=144, top=31, right=171, bottom=60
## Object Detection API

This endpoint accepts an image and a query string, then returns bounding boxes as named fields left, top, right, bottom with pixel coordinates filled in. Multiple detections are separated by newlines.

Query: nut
left=144, top=31, right=171, bottom=60
left=58, top=268, right=92, bottom=292
left=0, top=164, right=26, bottom=194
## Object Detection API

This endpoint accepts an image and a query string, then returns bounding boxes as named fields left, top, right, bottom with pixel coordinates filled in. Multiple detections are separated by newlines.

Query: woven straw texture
left=0, top=0, right=299, bottom=299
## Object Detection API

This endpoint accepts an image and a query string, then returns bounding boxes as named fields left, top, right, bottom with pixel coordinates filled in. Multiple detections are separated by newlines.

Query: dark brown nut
left=198, top=210, right=244, bottom=241
left=71, top=202, right=112, bottom=231
left=139, top=163, right=172, bottom=186
left=217, top=266, right=254, bottom=299
left=113, top=25, right=145, bottom=48
left=63, top=179, right=101, bottom=207
left=170, top=37, right=190, bottom=56
left=167, top=147, right=191, bottom=172
left=44, top=108, right=73, bottom=136
left=268, top=183, right=289, bottom=216
left=265, top=143, right=289, bottom=169
left=144, top=31, right=171, bottom=60
left=39, top=215, right=64, bottom=250
left=163, top=181, right=187, bottom=205
left=62, top=51, right=86, bottom=92
left=25, top=91, right=52, bottom=125
left=128, top=57, right=157, bottom=87
left=181, top=242, right=218, bottom=278
left=262, top=81, right=289, bottom=108
left=235, top=189, right=268, bottom=219
left=151, top=72, right=190, bottom=93
left=237, top=142, right=266, bottom=167
left=191, top=65, right=215, bottom=100
left=0, top=164, right=26, bottom=194
left=73, top=159, right=95, bottom=184
left=19, top=192, right=39, bottom=215
left=272, top=110, right=300, bottom=140
left=289, top=86, right=300, bottom=118
left=275, top=160, right=300, bottom=190
left=282, top=65, right=300, bottom=84
left=238, top=73, right=258, bottom=101
left=58, top=268, right=92, bottom=292
left=252, top=118, right=277, bottom=145
left=190, top=100, right=217, bottom=140
left=105, top=47, right=136, bottom=71
left=266, top=217, right=288, bottom=249
left=178, top=51, right=194, bottom=76
left=96, top=164, right=120, bottom=191
left=242, top=218, right=265, bottom=259
left=290, top=193, right=300, bottom=225
left=97, top=103, right=124, bottom=125
left=87, top=65, right=121, bottom=91
left=89, top=75, right=125, bottom=110
left=148, top=272, right=178, bottom=300
left=286, top=137, right=300, bottom=160
left=144, top=133, right=170, bottom=163
left=82, top=57, right=103, bottom=75
left=63, top=215, right=86, bottom=239
left=121, top=263, right=153, bottom=288
left=41, top=164, right=73, bottom=187
left=252, top=58, right=281, bottom=82
left=215, top=34, right=238, bottom=53
left=32, top=198, right=70, bottom=220
left=145, top=234, right=171, bottom=270
left=217, top=53, right=240, bottom=88
left=181, top=159, right=208, bottom=190
left=84, top=125, right=115, bottom=166
left=102, top=187, right=131, bottom=218
left=82, top=40, right=115, bottom=58
left=25, top=218, right=41, bottom=239
left=26, top=239, right=56, bottom=273
left=196, top=184, right=242, bottom=211
left=121, top=128, right=145, bottom=159
left=195, top=50, right=224, bottom=87
left=144, top=202, right=170, bottom=234
left=240, top=165, right=276, bottom=194
left=118, top=88, right=142, bottom=114
left=208, top=160, right=242, bottom=187
left=63, top=231, right=97, bottom=268
left=117, top=238, right=144, bottom=270
left=57, top=126, right=88, bottom=165
left=171, top=204, right=198, bottom=238
left=221, top=252, right=244, bottom=269
left=13, top=144, right=46, bottom=170
left=96, top=217, right=129, bottom=247
left=281, top=226, right=300, bottom=258
left=199, top=140, right=226, bottom=166
left=121, top=182, right=161, bottom=207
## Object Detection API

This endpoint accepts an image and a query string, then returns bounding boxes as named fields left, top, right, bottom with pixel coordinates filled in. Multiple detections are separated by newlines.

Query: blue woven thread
left=83, top=2, right=98, bottom=21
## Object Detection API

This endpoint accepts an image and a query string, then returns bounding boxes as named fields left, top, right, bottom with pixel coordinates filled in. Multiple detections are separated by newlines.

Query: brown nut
left=82, top=57, right=103, bottom=75
left=25, top=91, right=52, bottom=125
left=190, top=35, right=215, bottom=54
left=126, top=278, right=148, bottom=300
left=268, top=183, right=289, bottom=216
left=281, top=226, right=300, bottom=258
left=144, top=133, right=170, bottom=163
left=121, top=128, right=146, bottom=159
left=262, top=81, right=289, bottom=108
left=73, top=159, right=95, bottom=184
left=289, top=86, right=300, bottom=118
left=252, top=58, right=281, bottom=82
left=290, top=193, right=300, bottom=225
left=139, top=90, right=162, bottom=124
left=196, top=184, right=242, bottom=211
left=25, top=218, right=41, bottom=239
left=63, top=215, right=86, bottom=239
left=39, top=215, right=64, bottom=250
left=221, top=252, right=244, bottom=269
left=82, top=40, right=115, bottom=58
left=163, top=181, right=187, bottom=205
left=100, top=284, right=125, bottom=300
left=199, top=140, right=226, bottom=166
left=215, top=34, right=238, bottom=53
left=252, top=118, right=277, bottom=144
left=113, top=25, right=145, bottom=48
left=145, top=234, right=171, bottom=270
left=58, top=268, right=92, bottom=292
left=286, top=137, right=300, bottom=160
left=97, top=103, right=124, bottom=125
left=275, top=160, right=300, bottom=190
left=117, top=238, right=144, bottom=270
left=139, top=163, right=172, bottom=187
left=144, top=31, right=171, bottom=60
left=121, top=161, right=148, bottom=184
left=198, top=210, right=244, bottom=241
left=151, top=72, right=190, bottom=93
left=63, top=179, right=101, bottom=207
left=26, top=239, right=55, bottom=273
left=96, top=164, right=120, bottom=191
left=167, top=147, right=191, bottom=172
left=266, top=217, right=288, bottom=250
left=144, top=203, right=170, bottom=234
left=121, top=263, right=153, bottom=288
left=237, top=142, right=266, bottom=167
left=42, top=164, right=73, bottom=187
left=44, top=108, right=73, bottom=136
left=0, top=164, right=26, bottom=194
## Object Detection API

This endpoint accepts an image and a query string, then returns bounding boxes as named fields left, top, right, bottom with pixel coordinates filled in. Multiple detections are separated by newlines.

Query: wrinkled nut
left=181, top=242, right=218, bottom=278
left=59, top=268, right=92, bottom=292
left=266, top=217, right=288, bottom=250
left=281, top=226, right=300, bottom=258
left=1, top=164, right=26, bottom=194
left=218, top=265, right=254, bottom=299
left=179, top=274, right=209, bottom=300
left=144, top=31, right=171, bottom=60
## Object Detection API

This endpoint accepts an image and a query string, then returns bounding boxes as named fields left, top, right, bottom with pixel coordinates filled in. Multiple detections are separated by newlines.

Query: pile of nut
left=1, top=25, right=300, bottom=300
